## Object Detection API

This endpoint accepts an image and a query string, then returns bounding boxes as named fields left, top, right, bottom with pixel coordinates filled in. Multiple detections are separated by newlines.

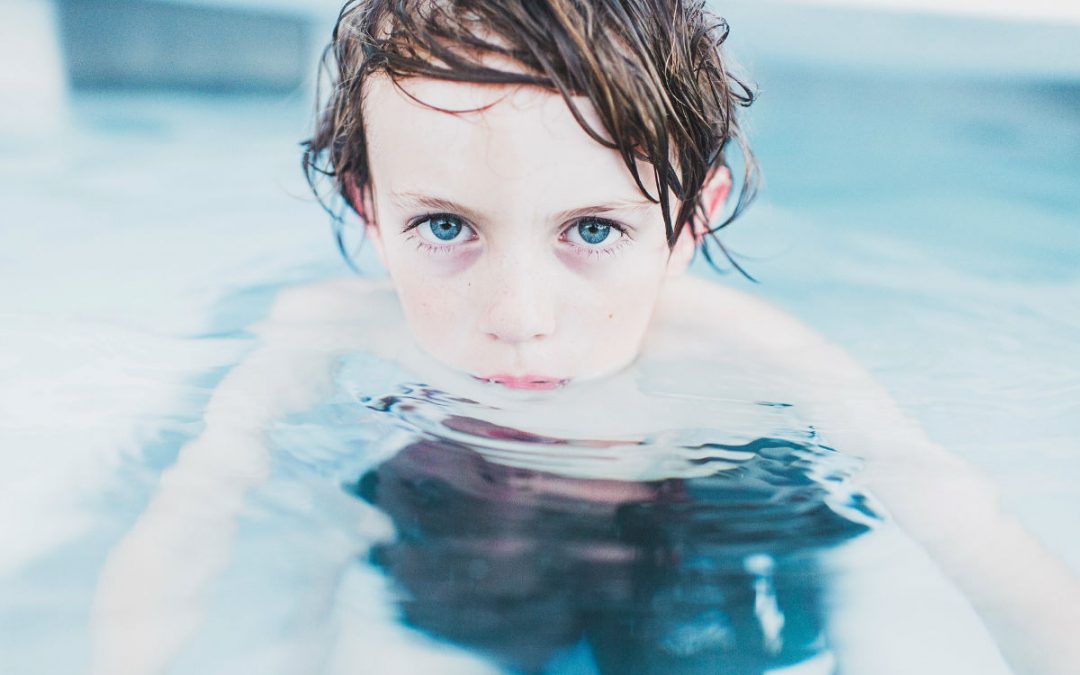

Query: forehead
left=362, top=75, right=657, bottom=202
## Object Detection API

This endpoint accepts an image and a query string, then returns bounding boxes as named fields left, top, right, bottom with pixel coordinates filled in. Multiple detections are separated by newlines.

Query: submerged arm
left=677, top=275, right=1080, bottom=675
left=91, top=279, right=393, bottom=674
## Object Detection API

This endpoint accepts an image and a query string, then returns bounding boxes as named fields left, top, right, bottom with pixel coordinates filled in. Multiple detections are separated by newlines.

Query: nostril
left=484, top=330, right=550, bottom=344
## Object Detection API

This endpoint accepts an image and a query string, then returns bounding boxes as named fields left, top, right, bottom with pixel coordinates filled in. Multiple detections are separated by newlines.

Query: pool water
left=2, top=38, right=1078, bottom=675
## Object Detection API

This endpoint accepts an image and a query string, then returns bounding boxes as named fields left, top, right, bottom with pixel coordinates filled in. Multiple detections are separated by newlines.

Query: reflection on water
left=344, top=384, right=879, bottom=674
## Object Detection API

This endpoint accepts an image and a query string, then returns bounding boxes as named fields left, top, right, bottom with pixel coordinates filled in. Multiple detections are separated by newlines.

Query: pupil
left=430, top=217, right=462, bottom=241
left=579, top=220, right=610, bottom=245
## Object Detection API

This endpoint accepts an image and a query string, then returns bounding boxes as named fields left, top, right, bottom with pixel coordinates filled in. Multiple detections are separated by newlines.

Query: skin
left=350, top=74, right=731, bottom=386
left=91, top=77, right=1080, bottom=675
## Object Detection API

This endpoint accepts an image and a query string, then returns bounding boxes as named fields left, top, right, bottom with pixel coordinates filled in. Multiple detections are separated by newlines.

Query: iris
left=578, top=219, right=611, bottom=245
left=429, top=215, right=463, bottom=241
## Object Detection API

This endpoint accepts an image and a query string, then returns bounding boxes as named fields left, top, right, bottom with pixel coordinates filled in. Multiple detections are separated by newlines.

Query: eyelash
left=401, top=214, right=475, bottom=256
left=403, top=213, right=633, bottom=259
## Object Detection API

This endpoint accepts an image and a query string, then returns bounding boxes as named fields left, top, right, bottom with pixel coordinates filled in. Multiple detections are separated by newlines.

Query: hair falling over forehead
left=302, top=0, right=760, bottom=277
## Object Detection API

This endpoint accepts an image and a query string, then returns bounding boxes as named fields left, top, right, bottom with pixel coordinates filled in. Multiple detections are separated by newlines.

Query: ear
left=344, top=174, right=387, bottom=267
left=665, top=166, right=733, bottom=277
left=701, top=165, right=733, bottom=226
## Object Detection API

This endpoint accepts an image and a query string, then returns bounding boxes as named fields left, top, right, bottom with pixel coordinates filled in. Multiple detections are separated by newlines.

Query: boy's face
left=359, top=75, right=728, bottom=389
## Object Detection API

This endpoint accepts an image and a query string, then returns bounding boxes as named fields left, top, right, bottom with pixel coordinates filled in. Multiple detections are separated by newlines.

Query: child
left=93, top=1, right=1080, bottom=673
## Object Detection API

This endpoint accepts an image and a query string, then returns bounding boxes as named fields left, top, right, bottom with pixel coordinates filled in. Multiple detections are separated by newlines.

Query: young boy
left=93, top=1, right=1080, bottom=673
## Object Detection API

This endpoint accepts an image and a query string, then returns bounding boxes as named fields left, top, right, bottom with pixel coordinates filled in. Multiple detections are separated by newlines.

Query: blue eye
left=576, top=219, right=612, bottom=245
left=426, top=215, right=464, bottom=241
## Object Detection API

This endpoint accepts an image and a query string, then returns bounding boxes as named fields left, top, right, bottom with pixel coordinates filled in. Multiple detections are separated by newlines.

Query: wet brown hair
left=302, top=0, right=759, bottom=276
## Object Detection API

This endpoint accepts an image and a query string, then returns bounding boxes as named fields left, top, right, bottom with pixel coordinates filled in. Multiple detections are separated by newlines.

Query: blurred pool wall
left=53, top=0, right=315, bottom=94
left=717, top=0, right=1080, bottom=80
left=4, top=0, right=1080, bottom=135
left=1, top=0, right=67, bottom=137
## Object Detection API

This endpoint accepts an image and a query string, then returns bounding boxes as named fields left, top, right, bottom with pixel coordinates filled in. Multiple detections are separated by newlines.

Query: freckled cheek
left=386, top=247, right=481, bottom=341
left=553, top=249, right=598, bottom=277
left=578, top=268, right=666, bottom=338
left=553, top=246, right=666, bottom=303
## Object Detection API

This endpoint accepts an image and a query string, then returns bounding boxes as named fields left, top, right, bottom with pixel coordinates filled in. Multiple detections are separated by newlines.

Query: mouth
left=473, top=374, right=570, bottom=391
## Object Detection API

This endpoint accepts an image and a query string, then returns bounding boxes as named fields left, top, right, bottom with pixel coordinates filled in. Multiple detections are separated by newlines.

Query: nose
left=477, top=259, right=556, bottom=344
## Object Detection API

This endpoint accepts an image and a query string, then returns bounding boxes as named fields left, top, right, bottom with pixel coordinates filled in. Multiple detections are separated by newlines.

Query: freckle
left=608, top=313, right=614, bottom=319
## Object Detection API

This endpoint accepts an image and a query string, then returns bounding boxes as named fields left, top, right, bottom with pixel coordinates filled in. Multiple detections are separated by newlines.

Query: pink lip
left=475, top=374, right=569, bottom=390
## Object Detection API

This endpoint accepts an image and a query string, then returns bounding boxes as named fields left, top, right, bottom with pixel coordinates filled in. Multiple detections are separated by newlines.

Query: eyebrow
left=389, top=191, right=656, bottom=224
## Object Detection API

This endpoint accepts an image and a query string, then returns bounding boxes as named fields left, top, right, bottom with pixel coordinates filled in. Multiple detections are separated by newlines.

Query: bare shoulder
left=268, top=276, right=399, bottom=323
left=252, top=276, right=407, bottom=357
left=654, top=273, right=834, bottom=355
left=651, top=273, right=898, bottom=427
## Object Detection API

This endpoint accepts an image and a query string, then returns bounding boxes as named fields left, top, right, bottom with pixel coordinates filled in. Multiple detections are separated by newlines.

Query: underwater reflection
left=344, top=396, right=876, bottom=675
